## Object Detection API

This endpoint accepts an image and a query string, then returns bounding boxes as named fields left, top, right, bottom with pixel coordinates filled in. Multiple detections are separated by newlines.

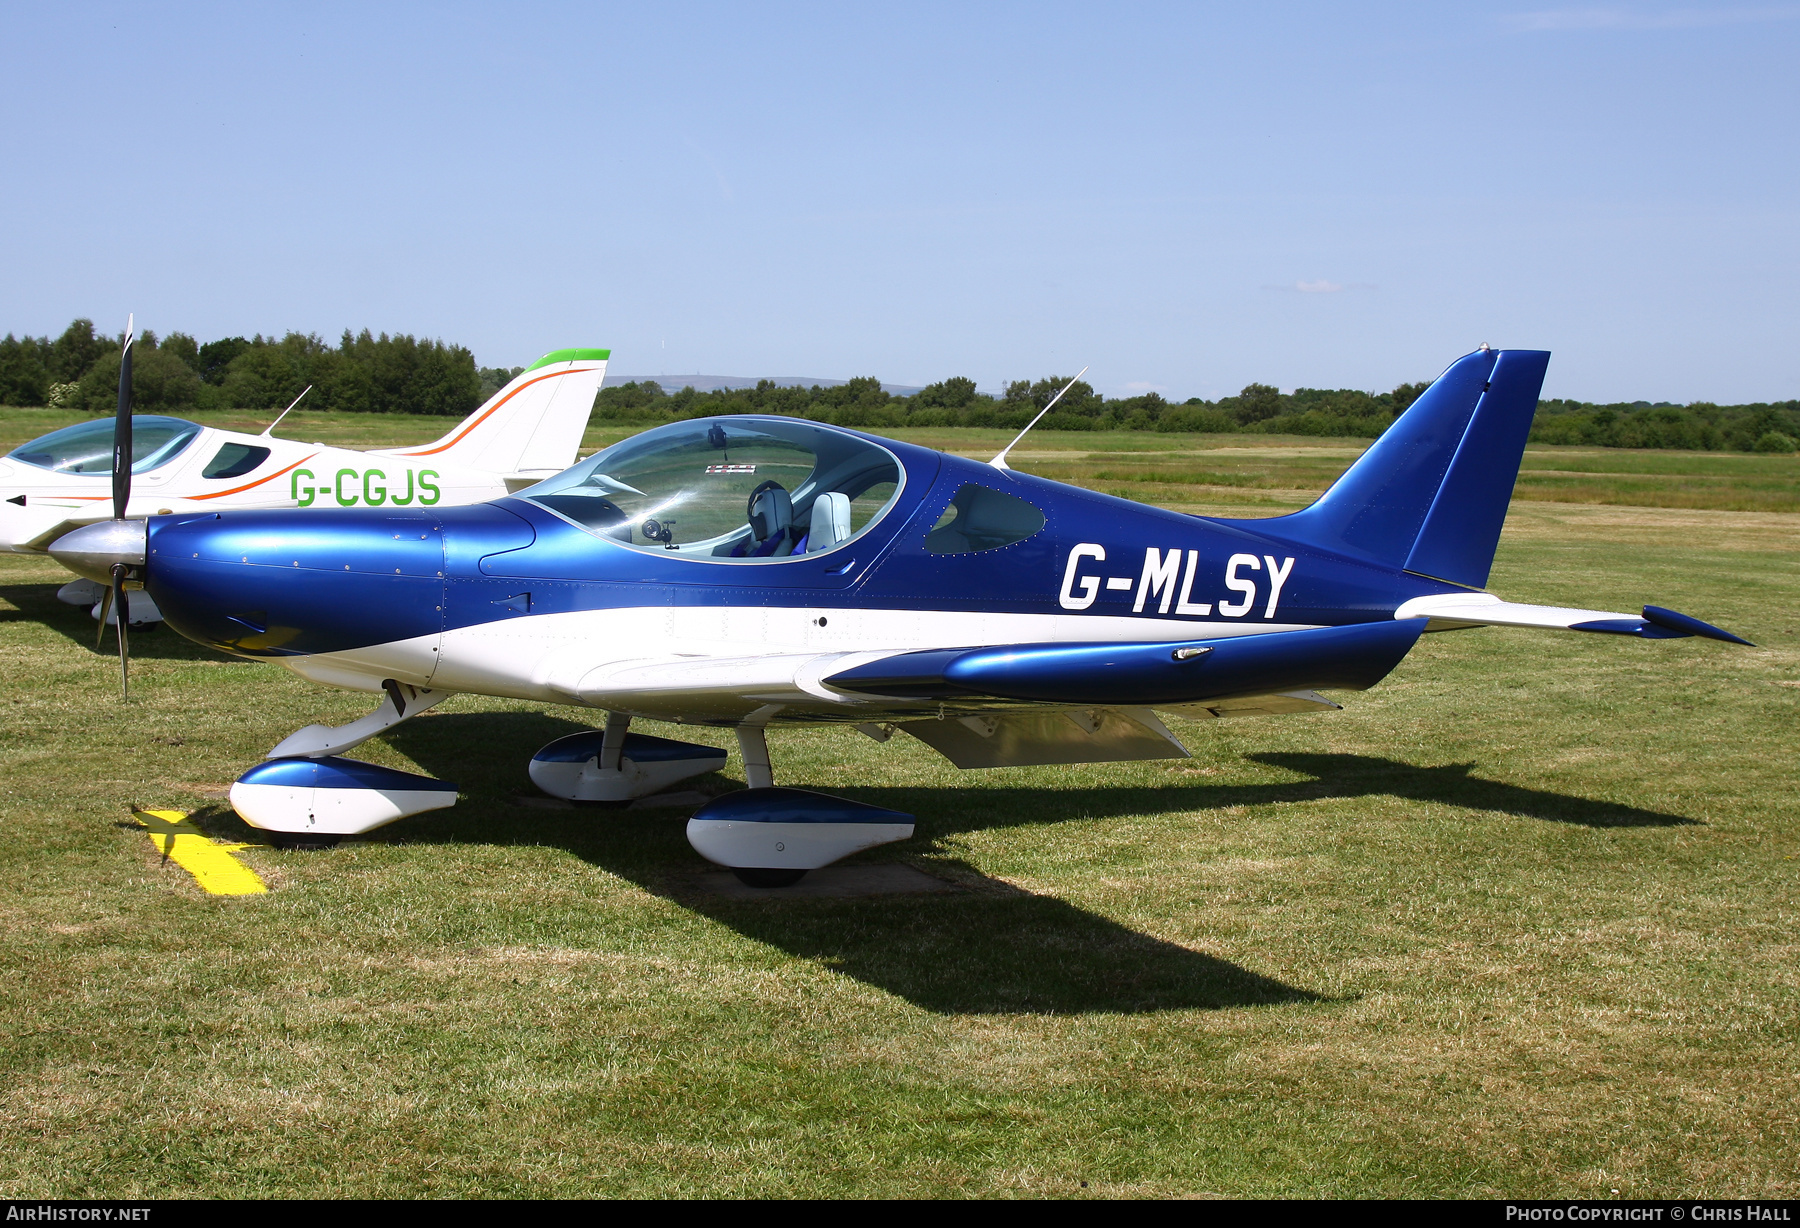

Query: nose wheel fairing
left=230, top=756, right=458, bottom=837
left=227, top=685, right=460, bottom=840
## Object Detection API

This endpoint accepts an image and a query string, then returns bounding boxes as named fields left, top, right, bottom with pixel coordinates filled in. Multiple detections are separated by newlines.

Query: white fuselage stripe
left=281, top=603, right=1320, bottom=715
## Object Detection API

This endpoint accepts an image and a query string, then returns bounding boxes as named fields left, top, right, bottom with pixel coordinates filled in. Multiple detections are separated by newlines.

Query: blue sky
left=3, top=2, right=1796, bottom=402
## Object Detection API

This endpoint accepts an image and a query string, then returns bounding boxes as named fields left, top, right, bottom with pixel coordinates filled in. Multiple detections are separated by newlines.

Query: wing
left=4, top=501, right=110, bottom=552
left=559, top=620, right=1424, bottom=768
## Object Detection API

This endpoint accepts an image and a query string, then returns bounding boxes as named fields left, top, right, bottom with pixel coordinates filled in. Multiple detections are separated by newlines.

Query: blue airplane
left=53, top=346, right=1751, bottom=886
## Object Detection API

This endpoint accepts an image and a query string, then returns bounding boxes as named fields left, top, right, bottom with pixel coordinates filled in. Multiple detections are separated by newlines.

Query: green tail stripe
left=526, top=348, right=611, bottom=371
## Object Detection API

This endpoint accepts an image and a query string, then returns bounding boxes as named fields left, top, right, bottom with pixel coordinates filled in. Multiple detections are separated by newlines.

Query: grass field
left=4, top=405, right=1798, bottom=514
left=1, top=411, right=1797, bottom=1198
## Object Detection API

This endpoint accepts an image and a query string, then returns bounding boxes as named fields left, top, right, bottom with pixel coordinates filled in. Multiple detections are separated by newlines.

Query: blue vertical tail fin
left=1268, top=348, right=1550, bottom=590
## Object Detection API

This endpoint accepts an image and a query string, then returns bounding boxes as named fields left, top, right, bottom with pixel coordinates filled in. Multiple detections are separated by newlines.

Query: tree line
left=1529, top=398, right=1797, bottom=453
left=595, top=375, right=1435, bottom=437
left=0, top=319, right=497, bottom=417
left=598, top=375, right=1800, bottom=452
left=3, top=318, right=1795, bottom=451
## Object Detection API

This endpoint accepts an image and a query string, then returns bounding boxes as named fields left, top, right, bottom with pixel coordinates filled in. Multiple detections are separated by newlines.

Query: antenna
left=260, top=385, right=313, bottom=437
left=990, top=366, right=1089, bottom=471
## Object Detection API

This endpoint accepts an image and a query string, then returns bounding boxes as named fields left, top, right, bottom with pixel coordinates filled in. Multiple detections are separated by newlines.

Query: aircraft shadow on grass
left=185, top=708, right=1695, bottom=1016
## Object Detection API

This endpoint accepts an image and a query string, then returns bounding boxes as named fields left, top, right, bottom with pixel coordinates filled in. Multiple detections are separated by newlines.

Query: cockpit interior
left=520, top=418, right=904, bottom=562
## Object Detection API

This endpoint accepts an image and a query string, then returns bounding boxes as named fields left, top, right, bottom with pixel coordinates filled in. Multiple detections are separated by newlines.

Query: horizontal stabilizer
left=1395, top=594, right=1753, bottom=644
left=824, top=620, right=1424, bottom=707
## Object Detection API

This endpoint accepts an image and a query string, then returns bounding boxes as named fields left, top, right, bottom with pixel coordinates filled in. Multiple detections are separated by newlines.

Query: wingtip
left=1642, top=605, right=1755, bottom=646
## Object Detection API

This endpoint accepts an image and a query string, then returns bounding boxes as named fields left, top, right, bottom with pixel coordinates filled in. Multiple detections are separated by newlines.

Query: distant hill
left=604, top=373, right=925, bottom=396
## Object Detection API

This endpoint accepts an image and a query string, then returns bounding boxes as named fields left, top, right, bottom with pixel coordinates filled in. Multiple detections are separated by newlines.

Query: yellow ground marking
left=133, top=809, right=267, bottom=896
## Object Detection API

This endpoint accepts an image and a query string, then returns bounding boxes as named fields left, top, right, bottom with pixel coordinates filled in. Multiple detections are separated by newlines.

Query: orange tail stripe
left=392, top=366, right=587, bottom=458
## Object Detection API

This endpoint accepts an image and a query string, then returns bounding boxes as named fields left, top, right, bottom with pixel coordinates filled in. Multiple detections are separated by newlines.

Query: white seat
left=807, top=492, right=851, bottom=552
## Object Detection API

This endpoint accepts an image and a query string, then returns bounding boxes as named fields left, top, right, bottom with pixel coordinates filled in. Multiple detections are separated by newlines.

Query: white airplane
left=1, top=340, right=610, bottom=625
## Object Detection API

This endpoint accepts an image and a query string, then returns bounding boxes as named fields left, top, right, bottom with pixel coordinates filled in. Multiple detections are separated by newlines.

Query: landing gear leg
left=264, top=681, right=450, bottom=759
left=722, top=725, right=801, bottom=886
left=736, top=725, right=774, bottom=790
left=729, top=726, right=798, bottom=884
left=600, top=711, right=629, bottom=773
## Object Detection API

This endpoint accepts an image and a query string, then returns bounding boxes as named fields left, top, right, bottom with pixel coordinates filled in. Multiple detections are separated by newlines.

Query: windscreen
left=519, top=417, right=903, bottom=560
left=7, top=415, right=202, bottom=475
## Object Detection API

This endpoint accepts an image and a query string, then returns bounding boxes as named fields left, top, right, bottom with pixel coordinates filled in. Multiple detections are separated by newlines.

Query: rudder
left=375, top=348, right=609, bottom=483
left=1403, top=349, right=1550, bottom=588
left=1267, top=347, right=1549, bottom=589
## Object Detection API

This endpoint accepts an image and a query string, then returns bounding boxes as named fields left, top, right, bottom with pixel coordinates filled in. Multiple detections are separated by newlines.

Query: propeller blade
left=94, top=585, right=114, bottom=649
left=112, top=314, right=135, bottom=522
left=112, top=564, right=130, bottom=699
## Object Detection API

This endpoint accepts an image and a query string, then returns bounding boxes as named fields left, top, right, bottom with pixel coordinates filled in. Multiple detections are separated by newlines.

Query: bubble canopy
left=518, top=418, right=905, bottom=561
left=8, top=415, right=202, bottom=475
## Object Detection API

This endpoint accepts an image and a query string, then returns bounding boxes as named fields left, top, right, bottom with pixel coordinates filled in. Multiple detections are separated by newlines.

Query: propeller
left=46, top=318, right=147, bottom=685
left=95, top=315, right=136, bottom=697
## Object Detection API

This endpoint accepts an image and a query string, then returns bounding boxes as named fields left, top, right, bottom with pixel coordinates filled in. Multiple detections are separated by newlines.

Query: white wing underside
left=561, top=648, right=1341, bottom=769
left=545, top=590, right=1627, bottom=766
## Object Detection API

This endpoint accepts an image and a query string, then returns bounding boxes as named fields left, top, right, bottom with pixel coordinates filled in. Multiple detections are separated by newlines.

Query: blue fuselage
left=142, top=422, right=1465, bottom=663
